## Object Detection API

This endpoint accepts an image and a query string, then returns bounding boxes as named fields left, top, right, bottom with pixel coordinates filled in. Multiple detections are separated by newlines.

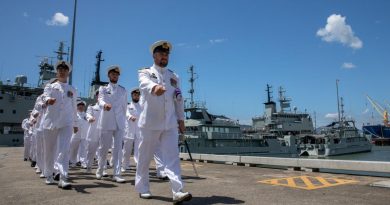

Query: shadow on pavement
left=72, top=182, right=118, bottom=194
left=188, top=195, right=245, bottom=205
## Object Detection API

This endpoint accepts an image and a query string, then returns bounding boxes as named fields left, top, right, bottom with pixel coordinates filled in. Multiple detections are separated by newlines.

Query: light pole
left=69, top=0, right=77, bottom=85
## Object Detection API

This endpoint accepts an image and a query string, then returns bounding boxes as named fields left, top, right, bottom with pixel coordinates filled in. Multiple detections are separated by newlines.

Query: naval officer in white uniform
left=122, top=88, right=141, bottom=171
left=96, top=65, right=127, bottom=183
left=85, top=91, right=102, bottom=173
left=135, top=40, right=192, bottom=204
left=41, top=61, right=77, bottom=189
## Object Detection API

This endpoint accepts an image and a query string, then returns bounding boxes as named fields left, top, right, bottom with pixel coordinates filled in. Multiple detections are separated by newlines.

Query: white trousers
left=35, top=130, right=45, bottom=170
left=154, top=146, right=166, bottom=177
left=69, top=136, right=81, bottom=164
left=97, top=129, right=124, bottom=176
left=30, top=133, right=37, bottom=162
left=78, top=139, right=87, bottom=166
left=43, top=126, right=72, bottom=179
left=23, top=136, right=31, bottom=160
left=135, top=128, right=183, bottom=194
left=133, top=134, right=140, bottom=165
left=85, top=139, right=99, bottom=168
left=122, top=138, right=134, bottom=169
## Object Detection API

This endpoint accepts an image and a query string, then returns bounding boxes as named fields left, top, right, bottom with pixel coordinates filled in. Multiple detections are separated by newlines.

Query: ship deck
left=1, top=147, right=389, bottom=205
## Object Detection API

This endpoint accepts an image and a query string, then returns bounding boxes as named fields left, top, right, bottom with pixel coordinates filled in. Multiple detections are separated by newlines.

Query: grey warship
left=0, top=42, right=66, bottom=146
left=180, top=66, right=298, bottom=156
left=0, top=43, right=106, bottom=146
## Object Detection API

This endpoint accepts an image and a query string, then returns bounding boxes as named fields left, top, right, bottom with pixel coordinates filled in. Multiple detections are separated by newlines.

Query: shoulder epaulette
left=168, top=69, right=174, bottom=73
left=119, top=85, right=125, bottom=89
left=138, top=67, right=150, bottom=70
left=50, top=78, right=59, bottom=84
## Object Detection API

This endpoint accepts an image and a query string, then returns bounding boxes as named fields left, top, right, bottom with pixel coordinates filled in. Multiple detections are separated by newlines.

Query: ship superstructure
left=251, top=85, right=314, bottom=136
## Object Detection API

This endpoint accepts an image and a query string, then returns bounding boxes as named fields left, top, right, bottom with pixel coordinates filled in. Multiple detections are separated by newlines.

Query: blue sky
left=1, top=0, right=389, bottom=127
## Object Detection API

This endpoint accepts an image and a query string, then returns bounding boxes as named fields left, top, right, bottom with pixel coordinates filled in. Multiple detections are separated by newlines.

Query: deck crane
left=366, top=95, right=389, bottom=127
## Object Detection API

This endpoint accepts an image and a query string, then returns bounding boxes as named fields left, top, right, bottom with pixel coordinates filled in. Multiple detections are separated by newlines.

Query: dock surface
left=1, top=147, right=389, bottom=205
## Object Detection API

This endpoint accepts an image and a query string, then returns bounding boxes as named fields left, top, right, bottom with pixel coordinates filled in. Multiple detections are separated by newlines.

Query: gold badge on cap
left=162, top=42, right=169, bottom=49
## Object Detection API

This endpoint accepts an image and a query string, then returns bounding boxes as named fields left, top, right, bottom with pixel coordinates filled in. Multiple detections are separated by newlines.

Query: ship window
left=0, top=96, right=2, bottom=99
left=12, top=110, right=16, bottom=114
left=0, top=109, right=3, bottom=113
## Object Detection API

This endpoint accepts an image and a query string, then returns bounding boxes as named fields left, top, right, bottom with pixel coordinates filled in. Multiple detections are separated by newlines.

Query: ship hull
left=363, top=125, right=390, bottom=138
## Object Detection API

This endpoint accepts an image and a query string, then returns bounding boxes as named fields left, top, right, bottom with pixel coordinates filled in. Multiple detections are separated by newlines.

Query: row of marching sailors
left=21, top=66, right=166, bottom=187
left=21, top=40, right=192, bottom=204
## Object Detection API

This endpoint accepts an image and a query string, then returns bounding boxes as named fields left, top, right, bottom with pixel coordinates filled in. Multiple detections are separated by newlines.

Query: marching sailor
left=85, top=91, right=102, bottom=173
left=69, top=100, right=88, bottom=167
left=41, top=61, right=77, bottom=189
left=96, top=65, right=127, bottom=183
left=135, top=40, right=192, bottom=204
left=122, top=88, right=141, bottom=172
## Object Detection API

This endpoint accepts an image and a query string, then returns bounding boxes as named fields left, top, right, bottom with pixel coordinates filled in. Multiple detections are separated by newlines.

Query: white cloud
left=341, top=62, right=356, bottom=69
left=209, top=38, right=227, bottom=44
left=317, top=14, right=363, bottom=49
left=23, top=12, right=29, bottom=17
left=46, top=12, right=69, bottom=26
left=325, top=113, right=339, bottom=119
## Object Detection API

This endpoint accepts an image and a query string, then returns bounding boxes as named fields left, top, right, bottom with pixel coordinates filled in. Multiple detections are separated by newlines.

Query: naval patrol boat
left=298, top=81, right=371, bottom=156
left=180, top=67, right=298, bottom=156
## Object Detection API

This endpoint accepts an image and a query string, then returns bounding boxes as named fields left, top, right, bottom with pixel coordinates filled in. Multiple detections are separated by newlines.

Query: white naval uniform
left=22, top=118, right=32, bottom=160
left=85, top=103, right=102, bottom=168
left=135, top=64, right=185, bottom=195
left=32, top=95, right=46, bottom=171
left=69, top=111, right=88, bottom=165
left=97, top=83, right=127, bottom=177
left=41, top=81, right=77, bottom=179
left=122, top=101, right=141, bottom=169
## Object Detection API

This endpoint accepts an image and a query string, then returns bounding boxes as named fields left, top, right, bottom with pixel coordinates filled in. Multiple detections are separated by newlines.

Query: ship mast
left=336, top=79, right=341, bottom=123
left=340, top=97, right=345, bottom=121
left=188, top=65, right=197, bottom=108
left=266, top=84, right=272, bottom=103
left=54, top=41, right=68, bottom=61
left=89, top=50, right=107, bottom=98
left=91, top=50, right=104, bottom=86
left=278, top=86, right=291, bottom=113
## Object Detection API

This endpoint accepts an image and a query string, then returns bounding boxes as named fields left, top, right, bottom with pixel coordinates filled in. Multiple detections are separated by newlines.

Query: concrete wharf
left=1, top=147, right=389, bottom=205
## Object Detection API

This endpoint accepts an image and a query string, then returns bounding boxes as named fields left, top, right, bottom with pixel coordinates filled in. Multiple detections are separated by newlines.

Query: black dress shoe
left=53, top=173, right=60, bottom=181
left=24, top=158, right=27, bottom=161
left=158, top=176, right=169, bottom=181
left=31, top=161, right=36, bottom=167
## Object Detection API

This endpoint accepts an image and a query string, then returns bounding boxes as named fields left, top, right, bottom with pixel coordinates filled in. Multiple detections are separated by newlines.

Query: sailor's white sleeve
left=41, top=84, right=53, bottom=104
left=138, top=69, right=158, bottom=94
left=174, top=74, right=185, bottom=121
left=86, top=105, right=94, bottom=121
left=98, top=86, right=107, bottom=108
left=72, top=87, right=78, bottom=128
left=123, top=89, right=128, bottom=114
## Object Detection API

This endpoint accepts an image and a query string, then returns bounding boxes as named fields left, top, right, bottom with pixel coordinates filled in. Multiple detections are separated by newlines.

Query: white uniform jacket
left=97, top=83, right=127, bottom=131
left=32, top=95, right=46, bottom=132
left=85, top=104, right=101, bottom=142
left=137, top=64, right=184, bottom=130
left=41, top=81, right=78, bottom=130
left=72, top=111, right=88, bottom=139
left=22, top=118, right=32, bottom=136
left=125, top=101, right=142, bottom=139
